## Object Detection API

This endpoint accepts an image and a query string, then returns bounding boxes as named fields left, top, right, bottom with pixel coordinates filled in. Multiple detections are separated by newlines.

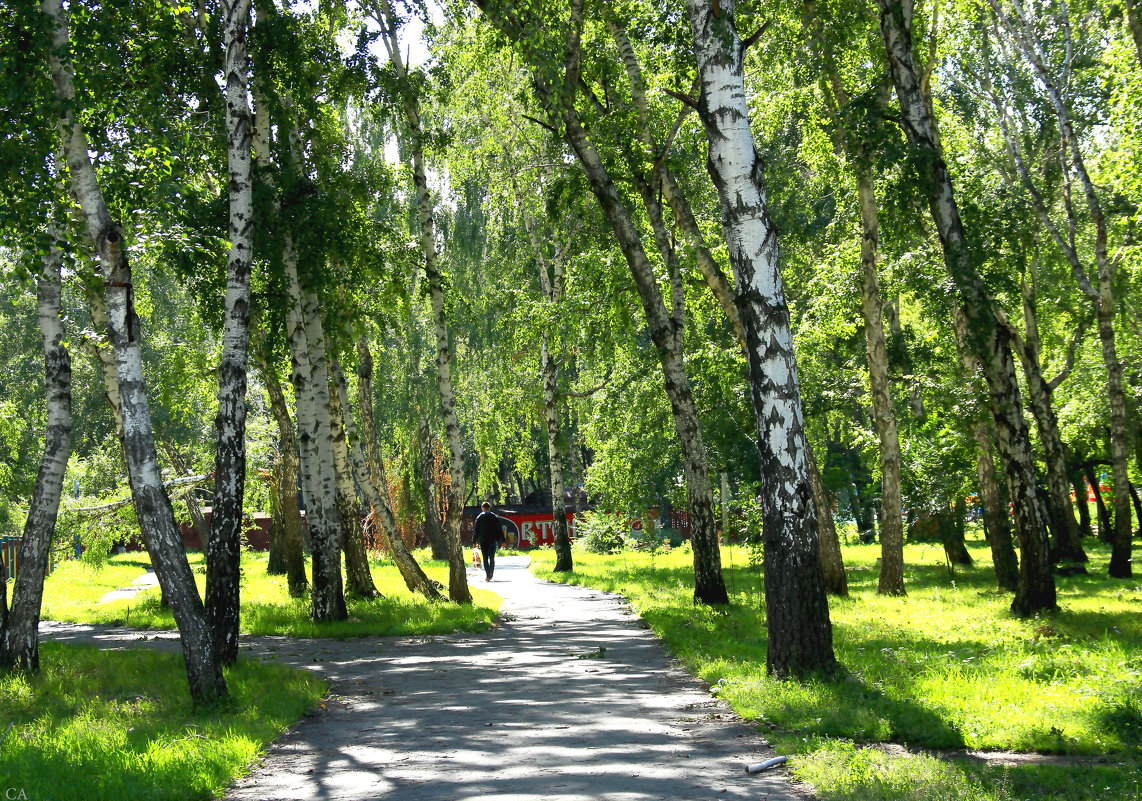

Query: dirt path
left=42, top=556, right=807, bottom=801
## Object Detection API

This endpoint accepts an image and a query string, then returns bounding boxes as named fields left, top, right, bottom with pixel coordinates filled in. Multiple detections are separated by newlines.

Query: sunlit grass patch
left=42, top=550, right=501, bottom=638
left=0, top=642, right=326, bottom=800
left=531, top=535, right=1142, bottom=800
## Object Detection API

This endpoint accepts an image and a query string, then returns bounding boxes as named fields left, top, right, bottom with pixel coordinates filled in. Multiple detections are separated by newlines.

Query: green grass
left=0, top=641, right=326, bottom=800
left=42, top=550, right=501, bottom=638
left=532, top=535, right=1142, bottom=801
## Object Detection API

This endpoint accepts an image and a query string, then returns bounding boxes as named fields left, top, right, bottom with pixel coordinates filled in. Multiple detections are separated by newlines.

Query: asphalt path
left=42, top=555, right=808, bottom=801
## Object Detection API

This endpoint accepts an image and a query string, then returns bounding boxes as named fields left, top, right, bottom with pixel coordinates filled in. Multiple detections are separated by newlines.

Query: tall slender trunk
left=853, top=173, right=906, bottom=596
left=685, top=0, right=833, bottom=673
left=415, top=413, right=449, bottom=560
left=878, top=0, right=1055, bottom=615
left=955, top=307, right=1021, bottom=591
left=328, top=370, right=378, bottom=599
left=541, top=330, right=571, bottom=571
left=807, top=444, right=847, bottom=595
left=333, top=365, right=443, bottom=601
left=375, top=0, right=470, bottom=602
left=0, top=233, right=72, bottom=671
left=257, top=358, right=307, bottom=595
left=284, top=258, right=346, bottom=622
left=1126, top=0, right=1142, bottom=70
left=206, top=0, right=255, bottom=667
left=43, top=0, right=225, bottom=704
left=1012, top=278, right=1086, bottom=566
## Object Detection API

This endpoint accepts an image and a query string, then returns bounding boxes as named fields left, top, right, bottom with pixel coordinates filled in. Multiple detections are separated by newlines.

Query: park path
left=42, top=556, right=808, bottom=801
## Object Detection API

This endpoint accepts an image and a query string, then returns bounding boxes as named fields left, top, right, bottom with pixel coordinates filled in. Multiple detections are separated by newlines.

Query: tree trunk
left=552, top=67, right=728, bottom=606
left=205, top=0, right=255, bottom=668
left=1012, top=280, right=1086, bottom=567
left=328, top=371, right=378, bottom=599
left=256, top=352, right=307, bottom=596
left=333, top=365, right=443, bottom=601
left=415, top=412, right=449, bottom=560
left=0, top=234, right=72, bottom=671
left=1072, top=473, right=1094, bottom=539
left=685, top=0, right=834, bottom=673
left=807, top=443, right=847, bottom=596
left=853, top=173, right=906, bottom=595
left=44, top=0, right=226, bottom=704
left=879, top=0, right=1055, bottom=615
left=541, top=329, right=572, bottom=571
left=1084, top=463, right=1113, bottom=542
left=1126, top=0, right=1142, bottom=71
left=284, top=257, right=346, bottom=622
left=375, top=0, right=470, bottom=602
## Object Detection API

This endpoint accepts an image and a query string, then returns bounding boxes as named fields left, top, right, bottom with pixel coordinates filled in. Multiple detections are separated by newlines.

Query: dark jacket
left=474, top=511, right=505, bottom=548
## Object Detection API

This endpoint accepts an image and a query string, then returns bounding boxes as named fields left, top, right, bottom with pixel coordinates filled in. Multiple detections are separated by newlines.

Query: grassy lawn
left=42, top=550, right=500, bottom=638
left=532, top=535, right=1142, bottom=801
left=0, top=641, right=326, bottom=801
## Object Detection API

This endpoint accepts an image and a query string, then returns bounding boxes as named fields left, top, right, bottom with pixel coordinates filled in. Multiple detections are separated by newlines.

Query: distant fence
left=0, top=535, right=58, bottom=581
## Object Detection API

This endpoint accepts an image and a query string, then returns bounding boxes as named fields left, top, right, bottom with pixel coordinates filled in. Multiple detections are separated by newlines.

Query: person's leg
left=481, top=543, right=495, bottom=580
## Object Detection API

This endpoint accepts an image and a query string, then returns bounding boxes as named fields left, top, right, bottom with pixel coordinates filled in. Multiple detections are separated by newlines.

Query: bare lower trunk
left=1085, top=463, right=1113, bottom=541
left=1100, top=303, right=1133, bottom=577
left=0, top=236, right=72, bottom=671
left=285, top=258, right=345, bottom=622
left=415, top=412, right=448, bottom=560
left=685, top=0, right=833, bottom=672
left=329, top=375, right=377, bottom=599
left=1012, top=296, right=1086, bottom=567
left=974, top=422, right=1019, bottom=591
left=807, top=443, right=847, bottom=596
left=206, top=0, right=255, bottom=667
left=879, top=0, right=1055, bottom=615
left=333, top=366, right=443, bottom=601
left=542, top=331, right=572, bottom=572
left=1072, top=473, right=1094, bottom=539
left=375, top=0, right=469, bottom=602
left=44, top=0, right=225, bottom=704
left=257, top=354, right=307, bottom=596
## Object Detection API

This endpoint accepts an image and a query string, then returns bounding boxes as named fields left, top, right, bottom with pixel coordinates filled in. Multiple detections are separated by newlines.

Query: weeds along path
left=41, top=555, right=806, bottom=801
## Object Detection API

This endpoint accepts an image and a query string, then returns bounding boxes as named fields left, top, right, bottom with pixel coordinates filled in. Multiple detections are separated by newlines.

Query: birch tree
left=41, top=0, right=227, bottom=703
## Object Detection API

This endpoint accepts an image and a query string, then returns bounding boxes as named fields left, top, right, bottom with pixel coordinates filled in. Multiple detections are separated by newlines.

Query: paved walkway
left=43, top=556, right=807, bottom=801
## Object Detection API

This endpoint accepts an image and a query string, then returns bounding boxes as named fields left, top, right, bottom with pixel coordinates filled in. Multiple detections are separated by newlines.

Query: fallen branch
left=63, top=473, right=212, bottom=517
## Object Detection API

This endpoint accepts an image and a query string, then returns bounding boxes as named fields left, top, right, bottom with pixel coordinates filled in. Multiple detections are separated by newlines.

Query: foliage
left=571, top=511, right=628, bottom=553
left=0, top=642, right=326, bottom=801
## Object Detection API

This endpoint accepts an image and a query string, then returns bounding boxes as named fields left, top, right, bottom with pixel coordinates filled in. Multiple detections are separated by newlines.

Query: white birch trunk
left=206, top=0, right=254, bottom=667
left=685, top=0, right=835, bottom=674
left=328, top=368, right=378, bottom=599
left=0, top=233, right=72, bottom=671
left=42, top=0, right=226, bottom=704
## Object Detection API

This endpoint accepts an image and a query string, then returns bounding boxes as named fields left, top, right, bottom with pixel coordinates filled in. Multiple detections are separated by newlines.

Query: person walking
left=473, top=501, right=506, bottom=581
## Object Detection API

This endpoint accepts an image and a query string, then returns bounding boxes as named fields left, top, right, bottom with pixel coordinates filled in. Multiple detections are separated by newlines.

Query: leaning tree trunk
left=955, top=304, right=1021, bottom=591
left=879, top=0, right=1055, bottom=616
left=855, top=172, right=906, bottom=596
left=807, top=443, right=847, bottom=596
left=415, top=412, right=449, bottom=560
left=554, top=87, right=728, bottom=606
left=1012, top=289, right=1086, bottom=567
left=43, top=0, right=225, bottom=704
left=0, top=233, right=72, bottom=671
left=376, top=0, right=470, bottom=602
left=1084, top=462, right=1113, bottom=541
left=206, top=0, right=255, bottom=667
left=333, top=365, right=443, bottom=601
left=541, top=329, right=572, bottom=571
left=685, top=0, right=834, bottom=672
left=257, top=353, right=307, bottom=596
left=328, top=373, right=378, bottom=599
left=1072, top=473, right=1094, bottom=539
